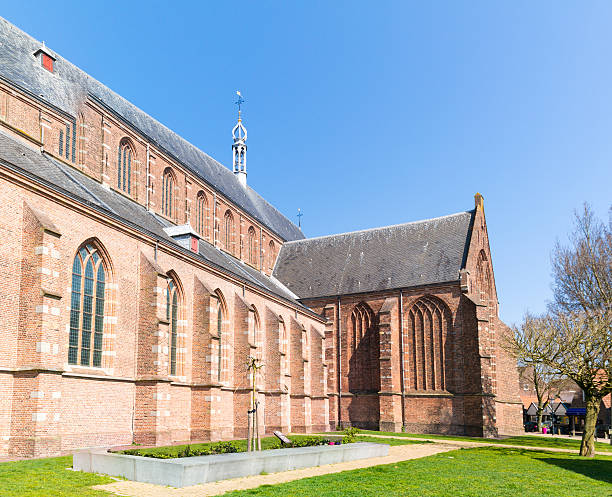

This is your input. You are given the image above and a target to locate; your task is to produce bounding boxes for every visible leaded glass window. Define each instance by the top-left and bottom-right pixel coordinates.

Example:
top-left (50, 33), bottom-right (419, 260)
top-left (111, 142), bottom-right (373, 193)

top-left (68, 244), bottom-right (106, 367)
top-left (223, 211), bottom-right (234, 253)
top-left (196, 191), bottom-right (207, 237)
top-left (167, 279), bottom-right (179, 375)
top-left (162, 169), bottom-right (175, 218)
top-left (217, 298), bottom-right (223, 382)
top-left (117, 139), bottom-right (133, 194)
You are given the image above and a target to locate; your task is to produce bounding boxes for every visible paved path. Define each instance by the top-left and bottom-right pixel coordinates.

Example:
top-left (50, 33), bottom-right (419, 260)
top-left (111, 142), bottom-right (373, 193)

top-left (93, 442), bottom-right (457, 497)
top-left (92, 435), bottom-right (611, 497)
top-left (346, 433), bottom-right (612, 456)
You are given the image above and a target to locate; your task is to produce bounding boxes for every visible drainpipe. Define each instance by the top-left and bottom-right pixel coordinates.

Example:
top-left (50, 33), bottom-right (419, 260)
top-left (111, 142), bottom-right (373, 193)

top-left (213, 192), bottom-right (217, 247)
top-left (337, 296), bottom-right (342, 428)
top-left (399, 289), bottom-right (406, 431)
top-left (145, 143), bottom-right (150, 210)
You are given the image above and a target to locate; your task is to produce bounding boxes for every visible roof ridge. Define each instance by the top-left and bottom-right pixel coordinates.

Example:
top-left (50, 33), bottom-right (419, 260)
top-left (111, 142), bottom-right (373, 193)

top-left (286, 210), bottom-right (474, 245)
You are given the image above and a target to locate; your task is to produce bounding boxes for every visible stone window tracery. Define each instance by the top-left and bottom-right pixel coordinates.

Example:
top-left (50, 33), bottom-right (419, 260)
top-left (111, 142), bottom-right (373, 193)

top-left (223, 210), bottom-right (235, 254)
top-left (166, 277), bottom-right (181, 376)
top-left (247, 226), bottom-right (256, 265)
top-left (196, 191), bottom-right (208, 239)
top-left (348, 302), bottom-right (378, 392)
top-left (162, 168), bottom-right (176, 219)
top-left (68, 243), bottom-right (108, 367)
top-left (117, 138), bottom-right (134, 195)
top-left (404, 295), bottom-right (451, 392)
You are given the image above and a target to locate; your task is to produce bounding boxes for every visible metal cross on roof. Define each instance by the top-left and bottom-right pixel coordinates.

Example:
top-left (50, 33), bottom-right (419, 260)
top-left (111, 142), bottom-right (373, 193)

top-left (297, 208), bottom-right (303, 228)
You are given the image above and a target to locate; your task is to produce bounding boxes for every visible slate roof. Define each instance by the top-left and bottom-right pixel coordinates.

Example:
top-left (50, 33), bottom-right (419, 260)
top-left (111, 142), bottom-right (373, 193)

top-left (0, 130), bottom-right (311, 312)
top-left (273, 211), bottom-right (475, 299)
top-left (0, 17), bottom-right (303, 242)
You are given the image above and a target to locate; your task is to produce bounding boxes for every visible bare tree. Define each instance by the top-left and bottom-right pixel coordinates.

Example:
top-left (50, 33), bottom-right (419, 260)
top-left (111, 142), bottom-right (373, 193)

top-left (550, 204), bottom-right (611, 457)
top-left (507, 205), bottom-right (611, 457)
top-left (514, 314), bottom-right (562, 431)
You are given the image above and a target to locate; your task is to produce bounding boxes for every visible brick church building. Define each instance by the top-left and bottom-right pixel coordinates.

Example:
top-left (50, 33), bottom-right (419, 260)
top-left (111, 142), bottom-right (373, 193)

top-left (0, 18), bottom-right (522, 458)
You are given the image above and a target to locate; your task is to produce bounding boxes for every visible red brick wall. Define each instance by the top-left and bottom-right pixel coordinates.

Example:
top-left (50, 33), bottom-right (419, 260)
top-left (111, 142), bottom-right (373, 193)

top-left (0, 172), bottom-right (327, 458)
top-left (302, 200), bottom-right (523, 437)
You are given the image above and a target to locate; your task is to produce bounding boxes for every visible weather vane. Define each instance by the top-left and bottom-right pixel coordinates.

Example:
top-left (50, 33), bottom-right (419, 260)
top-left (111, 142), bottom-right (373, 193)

top-left (235, 90), bottom-right (245, 114)
top-left (297, 208), bottom-right (303, 228)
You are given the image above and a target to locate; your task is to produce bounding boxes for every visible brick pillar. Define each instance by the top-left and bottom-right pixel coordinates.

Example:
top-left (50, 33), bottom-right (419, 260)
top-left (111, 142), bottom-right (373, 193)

top-left (310, 325), bottom-right (328, 432)
top-left (190, 276), bottom-right (217, 441)
top-left (289, 317), bottom-right (306, 432)
top-left (322, 304), bottom-right (338, 430)
top-left (263, 308), bottom-right (284, 433)
top-left (133, 253), bottom-right (173, 445)
top-left (476, 302), bottom-right (497, 437)
top-left (378, 297), bottom-right (402, 432)
top-left (9, 203), bottom-right (64, 457)
top-left (232, 293), bottom-right (250, 438)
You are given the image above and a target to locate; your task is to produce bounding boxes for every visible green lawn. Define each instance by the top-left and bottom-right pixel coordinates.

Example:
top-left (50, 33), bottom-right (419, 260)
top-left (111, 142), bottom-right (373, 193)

top-left (2, 441), bottom-right (609, 496)
top-left (224, 447), bottom-right (612, 497)
top-left (0, 455), bottom-right (113, 497)
top-left (0, 436), bottom-right (426, 496)
top-left (358, 429), bottom-right (612, 452)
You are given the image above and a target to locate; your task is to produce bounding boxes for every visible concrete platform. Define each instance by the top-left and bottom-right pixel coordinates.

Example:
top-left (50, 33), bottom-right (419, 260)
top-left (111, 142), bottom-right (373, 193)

top-left (73, 442), bottom-right (389, 487)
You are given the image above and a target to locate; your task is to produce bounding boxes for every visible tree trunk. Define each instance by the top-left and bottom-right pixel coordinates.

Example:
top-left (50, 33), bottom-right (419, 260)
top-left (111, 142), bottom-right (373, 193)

top-left (537, 400), bottom-right (544, 431)
top-left (580, 394), bottom-right (601, 457)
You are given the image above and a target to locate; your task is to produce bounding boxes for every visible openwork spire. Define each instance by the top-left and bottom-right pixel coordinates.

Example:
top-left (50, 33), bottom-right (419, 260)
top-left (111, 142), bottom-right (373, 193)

top-left (232, 91), bottom-right (247, 186)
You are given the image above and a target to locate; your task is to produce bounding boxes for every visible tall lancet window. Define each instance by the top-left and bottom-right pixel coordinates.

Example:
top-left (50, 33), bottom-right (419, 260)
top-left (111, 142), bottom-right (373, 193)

top-left (69, 243), bottom-right (107, 367)
top-left (196, 191), bottom-right (208, 238)
top-left (117, 139), bottom-right (134, 195)
top-left (268, 240), bottom-right (276, 270)
top-left (162, 168), bottom-right (175, 219)
top-left (215, 291), bottom-right (228, 383)
top-left (166, 278), bottom-right (180, 375)
top-left (247, 226), bottom-right (256, 265)
top-left (224, 210), bottom-right (235, 254)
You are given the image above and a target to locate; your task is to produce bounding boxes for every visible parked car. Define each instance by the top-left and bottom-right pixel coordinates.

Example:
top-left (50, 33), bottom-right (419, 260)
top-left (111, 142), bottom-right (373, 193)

top-left (524, 421), bottom-right (538, 432)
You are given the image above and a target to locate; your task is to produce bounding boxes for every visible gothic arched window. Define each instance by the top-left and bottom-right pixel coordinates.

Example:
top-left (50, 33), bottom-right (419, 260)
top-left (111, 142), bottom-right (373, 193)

top-left (279, 317), bottom-right (288, 375)
top-left (247, 226), bottom-right (256, 265)
top-left (224, 210), bottom-right (235, 254)
top-left (215, 291), bottom-right (228, 382)
top-left (162, 168), bottom-right (175, 219)
top-left (166, 277), bottom-right (181, 375)
top-left (68, 243), bottom-right (107, 367)
top-left (117, 139), bottom-right (134, 195)
top-left (348, 303), bottom-right (378, 392)
top-left (404, 295), bottom-right (452, 392)
top-left (268, 240), bottom-right (276, 271)
top-left (476, 250), bottom-right (492, 303)
top-left (196, 191), bottom-right (208, 238)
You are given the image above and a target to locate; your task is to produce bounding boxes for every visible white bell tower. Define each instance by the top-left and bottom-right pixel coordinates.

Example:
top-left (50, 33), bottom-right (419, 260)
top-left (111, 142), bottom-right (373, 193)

top-left (232, 91), bottom-right (247, 186)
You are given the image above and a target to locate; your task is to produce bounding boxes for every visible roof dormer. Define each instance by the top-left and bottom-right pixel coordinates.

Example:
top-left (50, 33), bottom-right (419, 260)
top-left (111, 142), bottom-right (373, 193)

top-left (33, 43), bottom-right (56, 73)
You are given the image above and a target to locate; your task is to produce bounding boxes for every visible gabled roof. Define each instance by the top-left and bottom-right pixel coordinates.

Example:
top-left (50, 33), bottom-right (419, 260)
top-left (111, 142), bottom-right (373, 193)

top-left (0, 130), bottom-right (313, 314)
top-left (273, 211), bottom-right (475, 299)
top-left (0, 17), bottom-right (303, 242)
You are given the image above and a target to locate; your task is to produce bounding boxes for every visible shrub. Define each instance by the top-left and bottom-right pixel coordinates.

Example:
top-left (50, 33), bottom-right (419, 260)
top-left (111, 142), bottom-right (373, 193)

top-left (292, 436), bottom-right (328, 448)
top-left (342, 426), bottom-right (360, 444)
top-left (212, 441), bottom-right (239, 454)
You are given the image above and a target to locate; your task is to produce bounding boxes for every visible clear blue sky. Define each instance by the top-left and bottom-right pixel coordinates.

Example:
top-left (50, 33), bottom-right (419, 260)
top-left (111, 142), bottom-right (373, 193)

top-left (5, 2), bottom-right (611, 326)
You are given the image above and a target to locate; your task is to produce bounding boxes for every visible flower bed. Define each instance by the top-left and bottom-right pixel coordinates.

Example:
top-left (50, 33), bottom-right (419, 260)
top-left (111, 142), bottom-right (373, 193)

top-left (117, 435), bottom-right (339, 459)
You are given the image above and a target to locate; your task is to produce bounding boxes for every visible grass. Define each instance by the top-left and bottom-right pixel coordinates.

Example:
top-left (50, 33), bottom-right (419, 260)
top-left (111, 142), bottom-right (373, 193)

top-left (0, 455), bottom-right (113, 497)
top-left (0, 435), bottom-right (426, 496)
top-left (0, 442), bottom-right (609, 496)
top-left (358, 429), bottom-right (612, 452)
top-left (223, 446), bottom-right (612, 496)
